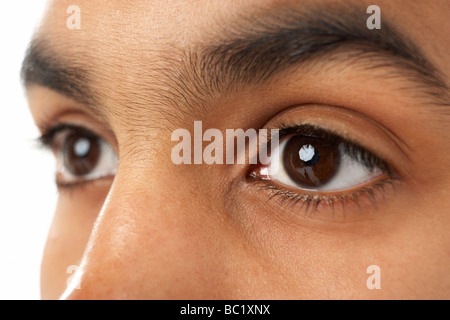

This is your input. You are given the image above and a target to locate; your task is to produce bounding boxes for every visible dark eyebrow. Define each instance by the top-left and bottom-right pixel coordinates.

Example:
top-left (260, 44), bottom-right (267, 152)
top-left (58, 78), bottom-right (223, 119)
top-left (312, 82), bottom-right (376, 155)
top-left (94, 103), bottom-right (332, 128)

top-left (21, 38), bottom-right (96, 106)
top-left (21, 3), bottom-right (449, 117)
top-left (186, 4), bottom-right (449, 109)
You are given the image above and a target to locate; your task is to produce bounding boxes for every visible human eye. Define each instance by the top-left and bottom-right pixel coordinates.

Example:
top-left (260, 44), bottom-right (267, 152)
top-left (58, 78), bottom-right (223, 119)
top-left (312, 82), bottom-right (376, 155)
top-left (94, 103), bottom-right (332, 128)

top-left (249, 124), bottom-right (394, 214)
top-left (39, 124), bottom-right (118, 189)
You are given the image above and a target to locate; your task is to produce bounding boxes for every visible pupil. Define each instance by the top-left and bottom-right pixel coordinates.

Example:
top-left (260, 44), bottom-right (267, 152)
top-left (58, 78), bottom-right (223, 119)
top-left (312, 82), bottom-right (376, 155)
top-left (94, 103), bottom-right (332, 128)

top-left (283, 135), bottom-right (340, 188)
top-left (63, 133), bottom-right (100, 176)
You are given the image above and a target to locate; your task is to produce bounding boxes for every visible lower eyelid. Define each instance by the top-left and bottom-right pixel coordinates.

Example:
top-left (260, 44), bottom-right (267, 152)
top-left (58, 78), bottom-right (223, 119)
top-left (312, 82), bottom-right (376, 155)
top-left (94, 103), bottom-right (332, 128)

top-left (55, 175), bottom-right (115, 192)
top-left (249, 171), bottom-right (392, 196)
top-left (247, 175), bottom-right (397, 220)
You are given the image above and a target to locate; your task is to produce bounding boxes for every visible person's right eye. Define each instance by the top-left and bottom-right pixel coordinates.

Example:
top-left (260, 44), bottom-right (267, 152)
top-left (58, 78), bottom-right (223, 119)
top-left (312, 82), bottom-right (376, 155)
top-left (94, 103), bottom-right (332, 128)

top-left (39, 124), bottom-right (118, 188)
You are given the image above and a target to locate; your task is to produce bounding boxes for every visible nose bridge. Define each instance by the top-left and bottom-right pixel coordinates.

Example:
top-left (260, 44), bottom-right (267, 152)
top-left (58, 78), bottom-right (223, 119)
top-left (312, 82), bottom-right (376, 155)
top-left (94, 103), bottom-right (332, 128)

top-left (62, 167), bottom-right (179, 299)
top-left (62, 161), bottom-right (228, 299)
top-left (61, 180), bottom-right (150, 299)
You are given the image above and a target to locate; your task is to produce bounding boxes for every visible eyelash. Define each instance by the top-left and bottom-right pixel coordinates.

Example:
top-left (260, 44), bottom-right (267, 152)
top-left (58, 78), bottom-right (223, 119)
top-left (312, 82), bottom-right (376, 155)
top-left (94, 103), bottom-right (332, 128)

top-left (251, 178), bottom-right (396, 216)
top-left (38, 123), bottom-right (90, 148)
top-left (248, 124), bottom-right (398, 215)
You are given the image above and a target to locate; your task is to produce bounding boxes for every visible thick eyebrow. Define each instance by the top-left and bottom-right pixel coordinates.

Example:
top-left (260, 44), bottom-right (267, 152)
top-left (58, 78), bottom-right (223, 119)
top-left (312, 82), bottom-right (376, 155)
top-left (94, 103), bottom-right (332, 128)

top-left (21, 3), bottom-right (449, 117)
top-left (186, 4), bottom-right (449, 109)
top-left (21, 38), bottom-right (96, 106)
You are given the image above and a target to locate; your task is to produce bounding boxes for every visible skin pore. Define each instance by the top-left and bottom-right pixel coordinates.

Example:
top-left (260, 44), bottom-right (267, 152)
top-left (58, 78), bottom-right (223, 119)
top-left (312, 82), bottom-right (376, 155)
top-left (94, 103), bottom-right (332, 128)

top-left (23, 0), bottom-right (449, 299)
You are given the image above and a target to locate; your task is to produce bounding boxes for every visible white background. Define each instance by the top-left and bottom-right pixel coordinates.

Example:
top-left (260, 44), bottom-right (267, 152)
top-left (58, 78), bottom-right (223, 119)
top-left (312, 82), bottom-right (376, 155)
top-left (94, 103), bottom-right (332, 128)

top-left (0, 0), bottom-right (55, 300)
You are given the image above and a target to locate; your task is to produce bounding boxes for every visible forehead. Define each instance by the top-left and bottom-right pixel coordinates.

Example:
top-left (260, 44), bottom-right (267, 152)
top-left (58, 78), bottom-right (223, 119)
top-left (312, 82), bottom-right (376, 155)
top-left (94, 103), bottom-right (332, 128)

top-left (33, 0), bottom-right (449, 127)
top-left (40, 0), bottom-right (449, 41)
top-left (41, 0), bottom-right (261, 55)
top-left (35, 0), bottom-right (450, 85)
top-left (33, 1), bottom-right (291, 127)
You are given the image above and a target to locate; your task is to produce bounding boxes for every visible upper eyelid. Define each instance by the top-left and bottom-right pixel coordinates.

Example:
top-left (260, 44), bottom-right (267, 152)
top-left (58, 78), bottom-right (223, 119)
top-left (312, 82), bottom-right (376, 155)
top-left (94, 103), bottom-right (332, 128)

top-left (38, 124), bottom-right (99, 149)
top-left (277, 123), bottom-right (340, 141)
top-left (268, 104), bottom-right (412, 164)
top-left (278, 124), bottom-right (386, 158)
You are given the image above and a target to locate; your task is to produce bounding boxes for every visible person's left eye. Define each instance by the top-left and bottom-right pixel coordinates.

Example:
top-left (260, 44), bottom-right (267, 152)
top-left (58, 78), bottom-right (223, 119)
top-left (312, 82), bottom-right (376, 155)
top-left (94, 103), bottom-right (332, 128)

top-left (39, 124), bottom-right (118, 188)
top-left (250, 125), bottom-right (392, 204)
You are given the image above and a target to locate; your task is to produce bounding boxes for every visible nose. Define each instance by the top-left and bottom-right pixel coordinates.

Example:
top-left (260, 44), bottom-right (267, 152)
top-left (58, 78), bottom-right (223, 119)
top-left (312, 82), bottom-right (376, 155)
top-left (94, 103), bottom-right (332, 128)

top-left (61, 164), bottom-right (228, 299)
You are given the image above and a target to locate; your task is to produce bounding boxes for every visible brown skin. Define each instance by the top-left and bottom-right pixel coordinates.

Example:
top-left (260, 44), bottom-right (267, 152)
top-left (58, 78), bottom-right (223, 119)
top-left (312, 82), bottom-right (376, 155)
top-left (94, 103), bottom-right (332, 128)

top-left (26, 0), bottom-right (450, 299)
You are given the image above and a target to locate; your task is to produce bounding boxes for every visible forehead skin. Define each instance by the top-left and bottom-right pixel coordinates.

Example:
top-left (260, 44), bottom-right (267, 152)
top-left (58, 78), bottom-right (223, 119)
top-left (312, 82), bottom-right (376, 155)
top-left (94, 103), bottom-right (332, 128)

top-left (31, 0), bottom-right (450, 158)
top-left (29, 0), bottom-right (450, 299)
top-left (37, 0), bottom-right (450, 125)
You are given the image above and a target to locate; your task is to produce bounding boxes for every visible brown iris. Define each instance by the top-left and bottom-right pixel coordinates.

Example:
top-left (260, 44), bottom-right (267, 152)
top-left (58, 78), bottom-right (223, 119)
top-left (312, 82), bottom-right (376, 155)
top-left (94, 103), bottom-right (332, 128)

top-left (283, 135), bottom-right (340, 188)
top-left (63, 132), bottom-right (100, 176)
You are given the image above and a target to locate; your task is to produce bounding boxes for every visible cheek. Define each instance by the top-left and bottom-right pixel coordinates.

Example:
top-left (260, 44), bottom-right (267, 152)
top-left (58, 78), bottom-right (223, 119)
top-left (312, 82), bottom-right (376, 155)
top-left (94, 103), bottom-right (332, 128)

top-left (231, 184), bottom-right (450, 299)
top-left (40, 182), bottom-right (111, 299)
